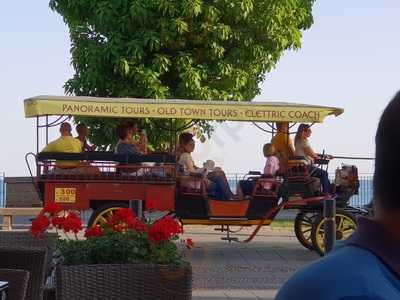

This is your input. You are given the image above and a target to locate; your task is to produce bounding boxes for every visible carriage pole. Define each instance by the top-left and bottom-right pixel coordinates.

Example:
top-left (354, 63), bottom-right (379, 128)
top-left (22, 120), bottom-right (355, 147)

top-left (324, 197), bottom-right (336, 254)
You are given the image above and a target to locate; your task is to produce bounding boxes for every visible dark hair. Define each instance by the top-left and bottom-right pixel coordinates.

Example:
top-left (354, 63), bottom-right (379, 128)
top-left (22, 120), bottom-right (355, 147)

top-left (294, 124), bottom-right (310, 145)
top-left (275, 122), bottom-right (288, 132)
top-left (76, 123), bottom-right (87, 134)
top-left (60, 122), bottom-right (72, 132)
top-left (116, 124), bottom-right (131, 140)
top-left (373, 91), bottom-right (400, 210)
top-left (122, 120), bottom-right (138, 130)
top-left (178, 132), bottom-right (194, 147)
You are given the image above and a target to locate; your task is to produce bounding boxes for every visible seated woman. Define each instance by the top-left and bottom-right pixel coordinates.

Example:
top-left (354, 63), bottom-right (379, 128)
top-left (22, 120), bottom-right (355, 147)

top-left (115, 120), bottom-right (149, 154)
top-left (238, 143), bottom-right (280, 197)
top-left (114, 123), bottom-right (145, 175)
top-left (115, 124), bottom-right (142, 155)
top-left (75, 123), bottom-right (97, 151)
top-left (178, 132), bottom-right (235, 200)
top-left (294, 124), bottom-right (332, 194)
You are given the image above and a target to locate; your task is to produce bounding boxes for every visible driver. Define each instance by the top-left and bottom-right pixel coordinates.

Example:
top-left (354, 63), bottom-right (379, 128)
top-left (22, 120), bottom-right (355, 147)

top-left (271, 122), bottom-right (295, 171)
top-left (294, 124), bottom-right (332, 194)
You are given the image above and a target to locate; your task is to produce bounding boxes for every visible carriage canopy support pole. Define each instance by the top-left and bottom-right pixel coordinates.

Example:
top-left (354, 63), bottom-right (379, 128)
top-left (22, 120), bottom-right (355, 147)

top-left (324, 198), bottom-right (336, 254)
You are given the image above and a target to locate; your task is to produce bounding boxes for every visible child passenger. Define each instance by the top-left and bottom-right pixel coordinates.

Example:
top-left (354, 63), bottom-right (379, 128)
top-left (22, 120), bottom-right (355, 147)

top-left (263, 143), bottom-right (280, 177)
top-left (237, 143), bottom-right (280, 197)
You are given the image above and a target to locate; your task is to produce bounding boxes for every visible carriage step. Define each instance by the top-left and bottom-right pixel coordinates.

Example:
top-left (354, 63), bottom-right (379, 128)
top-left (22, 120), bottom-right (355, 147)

top-left (209, 217), bottom-right (248, 221)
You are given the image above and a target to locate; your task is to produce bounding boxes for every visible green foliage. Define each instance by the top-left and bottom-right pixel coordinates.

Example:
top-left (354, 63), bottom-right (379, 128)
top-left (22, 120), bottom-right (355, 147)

top-left (49, 0), bottom-right (315, 149)
top-left (57, 231), bottom-right (189, 266)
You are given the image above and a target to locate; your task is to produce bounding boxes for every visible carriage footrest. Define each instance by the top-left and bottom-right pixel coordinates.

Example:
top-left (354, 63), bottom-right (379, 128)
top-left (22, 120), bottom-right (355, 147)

top-left (221, 236), bottom-right (239, 243)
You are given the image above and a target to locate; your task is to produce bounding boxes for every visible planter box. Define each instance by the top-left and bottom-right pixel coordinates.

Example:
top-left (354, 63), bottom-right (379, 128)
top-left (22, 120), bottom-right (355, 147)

top-left (56, 263), bottom-right (192, 300)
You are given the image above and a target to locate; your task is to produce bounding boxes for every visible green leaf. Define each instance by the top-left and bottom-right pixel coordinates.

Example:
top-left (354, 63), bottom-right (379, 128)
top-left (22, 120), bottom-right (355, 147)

top-left (50, 0), bottom-right (316, 148)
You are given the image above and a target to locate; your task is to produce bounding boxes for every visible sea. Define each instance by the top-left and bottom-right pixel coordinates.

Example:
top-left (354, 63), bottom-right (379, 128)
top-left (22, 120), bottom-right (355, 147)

top-left (227, 175), bottom-right (373, 208)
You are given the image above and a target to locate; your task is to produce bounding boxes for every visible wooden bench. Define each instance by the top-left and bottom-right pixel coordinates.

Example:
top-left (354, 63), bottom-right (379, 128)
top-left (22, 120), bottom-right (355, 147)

top-left (0, 208), bottom-right (42, 230)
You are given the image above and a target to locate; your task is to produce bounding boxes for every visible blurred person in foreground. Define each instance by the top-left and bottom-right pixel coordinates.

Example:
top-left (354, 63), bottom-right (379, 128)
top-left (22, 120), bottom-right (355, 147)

top-left (276, 92), bottom-right (400, 300)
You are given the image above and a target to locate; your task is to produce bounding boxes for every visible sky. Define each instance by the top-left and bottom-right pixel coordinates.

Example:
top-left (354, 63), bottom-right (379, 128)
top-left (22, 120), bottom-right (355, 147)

top-left (1, 1), bottom-right (400, 176)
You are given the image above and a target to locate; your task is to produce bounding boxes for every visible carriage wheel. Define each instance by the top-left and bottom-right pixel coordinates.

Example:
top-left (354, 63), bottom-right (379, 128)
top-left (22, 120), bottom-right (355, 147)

top-left (87, 202), bottom-right (129, 228)
top-left (311, 210), bottom-right (357, 256)
top-left (294, 211), bottom-right (319, 251)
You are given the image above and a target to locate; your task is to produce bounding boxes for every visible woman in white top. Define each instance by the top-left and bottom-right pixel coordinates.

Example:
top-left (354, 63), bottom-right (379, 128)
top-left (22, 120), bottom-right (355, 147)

top-left (178, 132), bottom-right (235, 200)
top-left (294, 124), bottom-right (332, 194)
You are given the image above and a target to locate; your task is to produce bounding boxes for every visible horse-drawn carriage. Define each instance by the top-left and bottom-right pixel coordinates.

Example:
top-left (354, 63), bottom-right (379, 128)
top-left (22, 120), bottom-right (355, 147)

top-left (24, 95), bottom-right (367, 255)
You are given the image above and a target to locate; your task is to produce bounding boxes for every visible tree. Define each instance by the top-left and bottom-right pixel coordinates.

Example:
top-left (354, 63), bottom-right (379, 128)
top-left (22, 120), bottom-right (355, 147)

top-left (49, 0), bottom-right (315, 150)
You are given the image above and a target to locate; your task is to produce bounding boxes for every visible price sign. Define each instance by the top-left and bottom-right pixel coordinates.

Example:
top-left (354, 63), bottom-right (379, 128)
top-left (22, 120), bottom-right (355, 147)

top-left (55, 188), bottom-right (76, 203)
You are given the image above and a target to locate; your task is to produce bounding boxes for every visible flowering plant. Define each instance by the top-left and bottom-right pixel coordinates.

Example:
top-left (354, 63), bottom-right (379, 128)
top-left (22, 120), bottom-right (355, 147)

top-left (31, 202), bottom-right (193, 266)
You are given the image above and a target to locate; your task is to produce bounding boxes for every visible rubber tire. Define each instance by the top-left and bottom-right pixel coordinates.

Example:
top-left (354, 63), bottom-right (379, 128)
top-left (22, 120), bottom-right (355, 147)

top-left (294, 211), bottom-right (319, 251)
top-left (87, 202), bottom-right (129, 228)
top-left (311, 209), bottom-right (357, 257)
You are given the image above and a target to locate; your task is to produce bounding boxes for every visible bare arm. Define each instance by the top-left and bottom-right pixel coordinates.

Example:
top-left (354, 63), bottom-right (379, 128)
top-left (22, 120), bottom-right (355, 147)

top-left (185, 158), bottom-right (197, 173)
top-left (180, 153), bottom-right (200, 173)
top-left (288, 139), bottom-right (295, 157)
top-left (304, 146), bottom-right (318, 160)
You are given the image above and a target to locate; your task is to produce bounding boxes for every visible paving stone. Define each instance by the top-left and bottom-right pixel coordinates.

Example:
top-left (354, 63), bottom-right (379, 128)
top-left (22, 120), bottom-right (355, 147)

top-left (183, 225), bottom-right (319, 298)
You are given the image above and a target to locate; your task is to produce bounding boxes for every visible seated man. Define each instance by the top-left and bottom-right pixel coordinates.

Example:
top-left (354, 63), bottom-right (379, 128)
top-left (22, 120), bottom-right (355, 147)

top-left (41, 122), bottom-right (83, 173)
top-left (271, 122), bottom-right (295, 172)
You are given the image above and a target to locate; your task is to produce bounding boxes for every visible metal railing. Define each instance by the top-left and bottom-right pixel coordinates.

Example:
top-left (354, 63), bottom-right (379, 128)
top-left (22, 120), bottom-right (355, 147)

top-left (226, 173), bottom-right (373, 208)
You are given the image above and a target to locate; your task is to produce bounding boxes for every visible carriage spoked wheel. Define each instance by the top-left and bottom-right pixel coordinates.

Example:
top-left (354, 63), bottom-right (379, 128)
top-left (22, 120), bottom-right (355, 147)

top-left (311, 209), bottom-right (357, 256)
top-left (294, 211), bottom-right (319, 251)
top-left (87, 202), bottom-right (129, 228)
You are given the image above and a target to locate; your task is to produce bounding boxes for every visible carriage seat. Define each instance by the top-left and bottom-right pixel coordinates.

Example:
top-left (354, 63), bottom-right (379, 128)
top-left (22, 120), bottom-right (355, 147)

top-left (177, 175), bottom-right (207, 196)
top-left (252, 178), bottom-right (282, 197)
top-left (286, 176), bottom-right (321, 198)
top-left (287, 156), bottom-right (309, 171)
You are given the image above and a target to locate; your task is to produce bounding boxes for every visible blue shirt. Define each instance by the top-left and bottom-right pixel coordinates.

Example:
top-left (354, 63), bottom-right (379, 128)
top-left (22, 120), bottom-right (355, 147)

top-left (276, 218), bottom-right (400, 300)
top-left (115, 142), bottom-right (141, 155)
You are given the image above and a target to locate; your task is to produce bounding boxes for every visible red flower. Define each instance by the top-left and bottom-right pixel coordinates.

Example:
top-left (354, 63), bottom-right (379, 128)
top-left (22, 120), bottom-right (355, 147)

top-left (63, 212), bottom-right (82, 233)
top-left (30, 215), bottom-right (50, 237)
top-left (111, 224), bottom-right (124, 233)
top-left (84, 225), bottom-right (104, 238)
top-left (43, 202), bottom-right (62, 215)
top-left (51, 216), bottom-right (65, 229)
top-left (148, 216), bottom-right (183, 243)
top-left (186, 238), bottom-right (194, 249)
top-left (107, 208), bottom-right (135, 227)
top-left (128, 218), bottom-right (148, 233)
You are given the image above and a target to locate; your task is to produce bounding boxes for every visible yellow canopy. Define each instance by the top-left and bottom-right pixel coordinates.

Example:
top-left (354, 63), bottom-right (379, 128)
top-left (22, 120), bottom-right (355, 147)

top-left (24, 95), bottom-right (343, 123)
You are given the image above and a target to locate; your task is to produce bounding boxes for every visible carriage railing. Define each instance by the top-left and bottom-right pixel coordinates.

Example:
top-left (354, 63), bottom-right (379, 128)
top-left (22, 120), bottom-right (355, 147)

top-left (226, 173), bottom-right (373, 208)
top-left (36, 152), bottom-right (177, 183)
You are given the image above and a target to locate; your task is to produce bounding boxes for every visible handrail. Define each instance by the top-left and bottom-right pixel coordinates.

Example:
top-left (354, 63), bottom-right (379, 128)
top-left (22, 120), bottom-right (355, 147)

top-left (36, 152), bottom-right (176, 164)
top-left (25, 152), bottom-right (42, 199)
top-left (332, 156), bottom-right (374, 160)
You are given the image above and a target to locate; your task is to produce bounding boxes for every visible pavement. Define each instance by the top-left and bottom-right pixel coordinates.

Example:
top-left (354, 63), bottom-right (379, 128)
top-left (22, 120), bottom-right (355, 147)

top-left (182, 225), bottom-right (319, 300)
